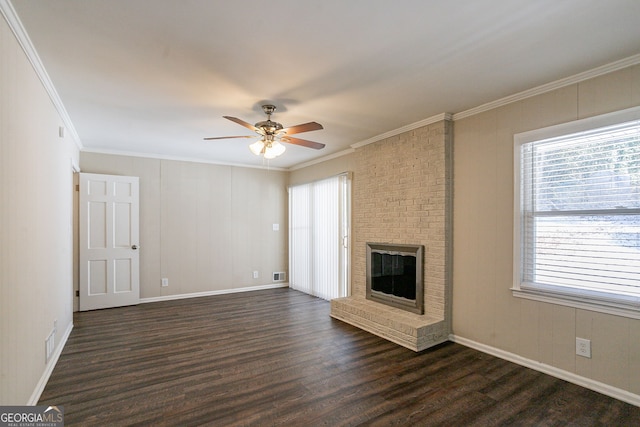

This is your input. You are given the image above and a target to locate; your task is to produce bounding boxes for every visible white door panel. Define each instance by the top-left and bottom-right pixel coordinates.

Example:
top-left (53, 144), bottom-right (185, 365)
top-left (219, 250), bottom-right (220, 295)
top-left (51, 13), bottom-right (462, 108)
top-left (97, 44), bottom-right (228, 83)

top-left (80, 173), bottom-right (140, 310)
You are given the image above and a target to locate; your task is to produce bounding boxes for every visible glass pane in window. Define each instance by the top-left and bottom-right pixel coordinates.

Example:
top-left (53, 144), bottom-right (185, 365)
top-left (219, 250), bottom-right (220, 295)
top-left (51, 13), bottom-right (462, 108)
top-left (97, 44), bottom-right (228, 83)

top-left (528, 215), bottom-right (640, 296)
top-left (530, 123), bottom-right (640, 211)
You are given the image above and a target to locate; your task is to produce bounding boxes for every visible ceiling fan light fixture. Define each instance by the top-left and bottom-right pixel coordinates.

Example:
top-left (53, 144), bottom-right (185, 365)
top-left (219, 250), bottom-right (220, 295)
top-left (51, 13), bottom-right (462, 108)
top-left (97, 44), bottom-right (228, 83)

top-left (272, 140), bottom-right (286, 156)
top-left (263, 140), bottom-right (286, 159)
top-left (249, 140), bottom-right (265, 156)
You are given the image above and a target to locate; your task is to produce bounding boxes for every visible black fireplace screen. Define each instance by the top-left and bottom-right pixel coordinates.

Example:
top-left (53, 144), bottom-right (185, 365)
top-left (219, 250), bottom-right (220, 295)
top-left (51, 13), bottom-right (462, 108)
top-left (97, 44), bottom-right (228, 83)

top-left (366, 243), bottom-right (423, 314)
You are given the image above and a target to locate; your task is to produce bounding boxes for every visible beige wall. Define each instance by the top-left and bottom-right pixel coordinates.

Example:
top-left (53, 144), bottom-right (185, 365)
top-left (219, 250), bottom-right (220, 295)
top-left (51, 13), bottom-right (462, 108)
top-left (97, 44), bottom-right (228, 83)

top-left (0, 17), bottom-right (79, 404)
top-left (80, 153), bottom-right (288, 300)
top-left (453, 65), bottom-right (640, 395)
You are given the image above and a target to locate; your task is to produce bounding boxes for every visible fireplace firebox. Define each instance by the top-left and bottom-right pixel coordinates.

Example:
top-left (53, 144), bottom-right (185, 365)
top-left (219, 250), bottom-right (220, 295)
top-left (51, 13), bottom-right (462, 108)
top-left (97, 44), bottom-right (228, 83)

top-left (366, 243), bottom-right (424, 314)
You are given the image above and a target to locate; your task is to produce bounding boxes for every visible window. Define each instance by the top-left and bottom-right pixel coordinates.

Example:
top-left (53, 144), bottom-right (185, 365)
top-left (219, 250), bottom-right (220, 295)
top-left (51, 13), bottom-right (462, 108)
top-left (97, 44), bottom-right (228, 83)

top-left (513, 107), bottom-right (640, 318)
top-left (289, 173), bottom-right (351, 300)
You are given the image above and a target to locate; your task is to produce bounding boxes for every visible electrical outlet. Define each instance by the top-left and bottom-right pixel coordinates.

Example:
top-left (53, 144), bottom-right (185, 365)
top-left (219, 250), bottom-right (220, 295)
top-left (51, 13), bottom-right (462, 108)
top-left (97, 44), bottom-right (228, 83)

top-left (253, 271), bottom-right (259, 279)
top-left (161, 278), bottom-right (169, 287)
top-left (576, 337), bottom-right (591, 358)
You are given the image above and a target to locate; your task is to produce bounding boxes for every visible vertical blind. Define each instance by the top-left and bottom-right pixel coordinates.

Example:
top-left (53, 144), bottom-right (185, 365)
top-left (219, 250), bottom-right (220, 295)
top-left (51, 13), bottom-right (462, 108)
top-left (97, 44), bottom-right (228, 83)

top-left (289, 174), bottom-right (350, 300)
top-left (520, 120), bottom-right (640, 298)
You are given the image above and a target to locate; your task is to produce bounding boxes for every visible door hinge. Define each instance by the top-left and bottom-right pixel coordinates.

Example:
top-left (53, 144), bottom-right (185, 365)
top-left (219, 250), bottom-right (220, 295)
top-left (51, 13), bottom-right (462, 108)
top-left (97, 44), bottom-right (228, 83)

top-left (75, 184), bottom-right (79, 191)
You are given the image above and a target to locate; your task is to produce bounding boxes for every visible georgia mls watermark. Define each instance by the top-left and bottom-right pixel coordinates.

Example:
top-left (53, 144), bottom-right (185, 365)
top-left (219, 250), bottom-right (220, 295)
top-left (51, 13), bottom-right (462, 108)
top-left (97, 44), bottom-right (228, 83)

top-left (0, 406), bottom-right (63, 427)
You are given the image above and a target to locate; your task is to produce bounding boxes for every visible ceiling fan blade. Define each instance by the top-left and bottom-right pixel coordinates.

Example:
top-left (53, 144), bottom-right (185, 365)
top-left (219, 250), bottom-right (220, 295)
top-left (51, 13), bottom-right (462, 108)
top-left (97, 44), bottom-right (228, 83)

top-left (281, 136), bottom-right (325, 150)
top-left (203, 135), bottom-right (254, 140)
top-left (280, 121), bottom-right (323, 135)
top-left (224, 116), bottom-right (259, 132)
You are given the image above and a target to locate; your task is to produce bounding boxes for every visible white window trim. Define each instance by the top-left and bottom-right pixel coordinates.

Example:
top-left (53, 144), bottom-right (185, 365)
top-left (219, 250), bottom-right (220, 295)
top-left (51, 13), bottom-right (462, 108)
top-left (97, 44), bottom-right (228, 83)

top-left (513, 105), bottom-right (640, 319)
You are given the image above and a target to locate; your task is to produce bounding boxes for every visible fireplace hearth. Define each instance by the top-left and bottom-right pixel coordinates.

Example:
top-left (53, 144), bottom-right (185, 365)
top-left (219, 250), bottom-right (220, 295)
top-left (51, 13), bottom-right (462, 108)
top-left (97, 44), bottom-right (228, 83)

top-left (366, 243), bottom-right (423, 314)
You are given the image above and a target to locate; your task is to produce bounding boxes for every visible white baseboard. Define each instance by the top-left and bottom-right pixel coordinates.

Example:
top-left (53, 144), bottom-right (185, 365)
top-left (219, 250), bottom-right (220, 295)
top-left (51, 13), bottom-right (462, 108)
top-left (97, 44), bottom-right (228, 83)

top-left (28, 322), bottom-right (74, 405)
top-left (449, 334), bottom-right (640, 408)
top-left (140, 283), bottom-right (289, 304)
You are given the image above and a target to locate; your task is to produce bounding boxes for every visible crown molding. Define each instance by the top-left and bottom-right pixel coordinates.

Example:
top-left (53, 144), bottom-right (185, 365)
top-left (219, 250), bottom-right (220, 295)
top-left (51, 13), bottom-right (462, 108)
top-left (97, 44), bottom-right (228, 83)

top-left (81, 147), bottom-right (289, 171)
top-left (288, 148), bottom-right (356, 171)
top-left (0, 0), bottom-right (83, 150)
top-left (289, 113), bottom-right (453, 170)
top-left (306, 53), bottom-right (640, 171)
top-left (453, 53), bottom-right (640, 121)
top-left (350, 112), bottom-right (453, 149)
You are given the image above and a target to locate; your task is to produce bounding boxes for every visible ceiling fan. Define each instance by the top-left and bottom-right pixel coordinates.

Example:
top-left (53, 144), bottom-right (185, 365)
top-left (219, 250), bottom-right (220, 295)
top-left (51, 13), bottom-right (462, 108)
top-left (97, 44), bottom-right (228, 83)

top-left (204, 104), bottom-right (325, 159)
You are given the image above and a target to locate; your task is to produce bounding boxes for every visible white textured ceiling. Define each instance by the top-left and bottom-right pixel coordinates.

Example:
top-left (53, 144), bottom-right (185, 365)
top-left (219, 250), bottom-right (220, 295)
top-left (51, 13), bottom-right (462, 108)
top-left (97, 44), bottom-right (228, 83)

top-left (9, 0), bottom-right (640, 169)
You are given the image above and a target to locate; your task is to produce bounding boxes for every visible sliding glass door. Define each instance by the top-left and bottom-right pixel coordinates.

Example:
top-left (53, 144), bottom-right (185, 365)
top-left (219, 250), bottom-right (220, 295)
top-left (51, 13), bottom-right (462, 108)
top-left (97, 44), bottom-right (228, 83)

top-left (289, 173), bottom-right (351, 300)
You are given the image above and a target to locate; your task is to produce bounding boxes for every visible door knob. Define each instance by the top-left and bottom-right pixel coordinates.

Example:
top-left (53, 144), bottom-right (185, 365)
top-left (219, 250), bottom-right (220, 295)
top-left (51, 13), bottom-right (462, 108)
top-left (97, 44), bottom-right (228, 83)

top-left (132, 245), bottom-right (138, 250)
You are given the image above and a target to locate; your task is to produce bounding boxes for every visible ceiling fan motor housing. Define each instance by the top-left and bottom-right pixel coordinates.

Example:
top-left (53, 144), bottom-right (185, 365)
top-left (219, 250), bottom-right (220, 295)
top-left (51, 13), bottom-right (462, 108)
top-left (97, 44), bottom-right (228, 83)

top-left (254, 119), bottom-right (284, 135)
top-left (255, 105), bottom-right (283, 135)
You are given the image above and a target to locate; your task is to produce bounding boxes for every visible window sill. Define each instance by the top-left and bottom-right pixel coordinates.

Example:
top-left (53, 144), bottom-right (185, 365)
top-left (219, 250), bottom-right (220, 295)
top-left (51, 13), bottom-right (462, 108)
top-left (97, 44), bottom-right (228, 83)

top-left (511, 285), bottom-right (640, 320)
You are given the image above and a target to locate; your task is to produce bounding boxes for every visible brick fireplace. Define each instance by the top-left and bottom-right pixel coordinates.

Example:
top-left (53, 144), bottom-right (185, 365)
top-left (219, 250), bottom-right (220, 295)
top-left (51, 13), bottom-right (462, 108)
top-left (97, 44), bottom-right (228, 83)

top-left (330, 117), bottom-right (452, 351)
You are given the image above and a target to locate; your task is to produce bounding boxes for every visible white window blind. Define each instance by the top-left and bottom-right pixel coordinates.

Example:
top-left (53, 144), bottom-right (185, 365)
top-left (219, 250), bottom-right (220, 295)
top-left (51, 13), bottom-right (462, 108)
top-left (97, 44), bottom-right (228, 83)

top-left (289, 174), bottom-right (350, 300)
top-left (515, 108), bottom-right (640, 317)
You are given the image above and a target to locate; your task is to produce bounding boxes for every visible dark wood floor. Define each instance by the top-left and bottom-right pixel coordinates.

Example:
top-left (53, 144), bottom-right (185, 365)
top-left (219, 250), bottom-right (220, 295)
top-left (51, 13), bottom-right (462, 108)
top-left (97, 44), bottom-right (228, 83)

top-left (39, 288), bottom-right (639, 426)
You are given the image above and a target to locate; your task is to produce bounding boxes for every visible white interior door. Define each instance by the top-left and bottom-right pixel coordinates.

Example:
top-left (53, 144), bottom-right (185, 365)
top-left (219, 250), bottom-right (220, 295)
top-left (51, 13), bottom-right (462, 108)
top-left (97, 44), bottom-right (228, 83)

top-left (79, 173), bottom-right (140, 311)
